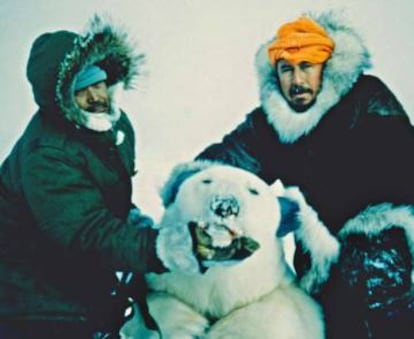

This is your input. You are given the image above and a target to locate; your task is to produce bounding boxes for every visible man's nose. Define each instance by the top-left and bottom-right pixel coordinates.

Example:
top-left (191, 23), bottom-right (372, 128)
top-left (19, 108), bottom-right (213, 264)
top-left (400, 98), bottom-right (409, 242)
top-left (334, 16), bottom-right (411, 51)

top-left (86, 88), bottom-right (100, 102)
top-left (292, 68), bottom-right (304, 84)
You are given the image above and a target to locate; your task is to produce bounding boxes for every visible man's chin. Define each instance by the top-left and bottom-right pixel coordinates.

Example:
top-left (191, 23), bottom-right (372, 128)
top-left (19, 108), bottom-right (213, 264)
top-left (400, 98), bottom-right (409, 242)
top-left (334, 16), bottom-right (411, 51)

top-left (289, 99), bottom-right (315, 113)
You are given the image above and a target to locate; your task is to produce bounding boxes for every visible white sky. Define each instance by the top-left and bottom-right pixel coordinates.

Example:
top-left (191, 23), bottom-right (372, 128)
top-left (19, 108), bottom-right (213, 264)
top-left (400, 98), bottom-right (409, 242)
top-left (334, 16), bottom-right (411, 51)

top-left (1, 0), bottom-right (414, 219)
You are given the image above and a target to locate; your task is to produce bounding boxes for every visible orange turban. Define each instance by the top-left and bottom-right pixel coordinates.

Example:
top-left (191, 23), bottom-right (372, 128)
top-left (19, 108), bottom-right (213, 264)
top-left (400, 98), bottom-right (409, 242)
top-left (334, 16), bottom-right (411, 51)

top-left (267, 16), bottom-right (335, 65)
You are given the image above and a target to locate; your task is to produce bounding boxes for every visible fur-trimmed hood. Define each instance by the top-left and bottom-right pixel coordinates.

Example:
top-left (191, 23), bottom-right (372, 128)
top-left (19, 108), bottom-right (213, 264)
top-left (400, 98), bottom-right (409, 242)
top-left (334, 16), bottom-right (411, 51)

top-left (26, 15), bottom-right (144, 127)
top-left (256, 11), bottom-right (371, 143)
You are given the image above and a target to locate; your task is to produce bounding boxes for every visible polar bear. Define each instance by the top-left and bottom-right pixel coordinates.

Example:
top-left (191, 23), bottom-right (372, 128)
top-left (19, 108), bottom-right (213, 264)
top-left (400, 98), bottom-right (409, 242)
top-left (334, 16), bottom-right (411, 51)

top-left (121, 163), bottom-right (339, 339)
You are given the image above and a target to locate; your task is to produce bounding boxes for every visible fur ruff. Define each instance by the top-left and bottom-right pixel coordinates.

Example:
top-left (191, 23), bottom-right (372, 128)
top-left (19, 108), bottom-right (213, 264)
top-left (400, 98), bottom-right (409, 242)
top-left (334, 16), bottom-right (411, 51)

top-left (55, 14), bottom-right (145, 129)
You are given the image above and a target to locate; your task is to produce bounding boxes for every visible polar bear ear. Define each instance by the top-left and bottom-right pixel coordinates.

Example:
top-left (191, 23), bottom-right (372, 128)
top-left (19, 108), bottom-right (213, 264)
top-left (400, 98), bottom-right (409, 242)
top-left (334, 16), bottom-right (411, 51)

top-left (276, 197), bottom-right (300, 237)
top-left (160, 160), bottom-right (219, 207)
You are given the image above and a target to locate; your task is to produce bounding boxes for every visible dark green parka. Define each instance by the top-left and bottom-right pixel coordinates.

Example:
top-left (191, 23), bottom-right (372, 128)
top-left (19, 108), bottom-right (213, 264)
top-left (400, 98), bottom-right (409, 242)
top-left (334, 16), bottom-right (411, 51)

top-left (0, 16), bottom-right (161, 326)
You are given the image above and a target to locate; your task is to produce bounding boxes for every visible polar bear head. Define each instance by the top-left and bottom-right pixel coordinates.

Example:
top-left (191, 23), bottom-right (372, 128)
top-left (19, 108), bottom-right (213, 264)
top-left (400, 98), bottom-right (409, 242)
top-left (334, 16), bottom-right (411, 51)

top-left (158, 162), bottom-right (299, 270)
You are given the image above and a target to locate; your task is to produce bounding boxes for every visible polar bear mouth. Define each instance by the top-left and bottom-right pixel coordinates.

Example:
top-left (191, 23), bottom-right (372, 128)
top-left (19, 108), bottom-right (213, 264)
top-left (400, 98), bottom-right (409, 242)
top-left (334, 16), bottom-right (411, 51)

top-left (188, 221), bottom-right (260, 264)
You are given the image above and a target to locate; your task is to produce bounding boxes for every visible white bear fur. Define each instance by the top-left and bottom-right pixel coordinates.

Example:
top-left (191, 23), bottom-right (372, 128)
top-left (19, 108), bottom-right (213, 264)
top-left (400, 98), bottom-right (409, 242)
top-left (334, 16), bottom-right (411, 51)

top-left (121, 165), bottom-right (325, 338)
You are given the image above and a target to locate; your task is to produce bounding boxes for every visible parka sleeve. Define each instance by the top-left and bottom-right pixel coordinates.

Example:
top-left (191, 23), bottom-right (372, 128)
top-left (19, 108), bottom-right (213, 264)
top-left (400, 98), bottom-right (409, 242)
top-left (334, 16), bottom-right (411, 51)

top-left (195, 108), bottom-right (275, 179)
top-left (21, 146), bottom-right (164, 273)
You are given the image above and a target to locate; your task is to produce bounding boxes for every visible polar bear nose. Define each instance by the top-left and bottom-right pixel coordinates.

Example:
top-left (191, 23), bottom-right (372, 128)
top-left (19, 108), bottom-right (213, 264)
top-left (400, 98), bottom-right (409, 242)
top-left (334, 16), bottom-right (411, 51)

top-left (210, 195), bottom-right (240, 218)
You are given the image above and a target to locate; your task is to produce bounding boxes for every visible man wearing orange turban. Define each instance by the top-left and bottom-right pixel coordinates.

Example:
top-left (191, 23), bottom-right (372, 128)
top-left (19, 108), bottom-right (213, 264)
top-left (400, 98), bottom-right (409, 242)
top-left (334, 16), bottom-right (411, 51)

top-left (267, 16), bottom-right (336, 113)
top-left (188, 11), bottom-right (414, 339)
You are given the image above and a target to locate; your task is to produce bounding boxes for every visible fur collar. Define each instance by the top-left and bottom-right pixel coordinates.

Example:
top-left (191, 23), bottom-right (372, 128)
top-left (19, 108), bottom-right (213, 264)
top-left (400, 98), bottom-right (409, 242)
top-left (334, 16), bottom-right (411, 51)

top-left (256, 11), bottom-right (371, 143)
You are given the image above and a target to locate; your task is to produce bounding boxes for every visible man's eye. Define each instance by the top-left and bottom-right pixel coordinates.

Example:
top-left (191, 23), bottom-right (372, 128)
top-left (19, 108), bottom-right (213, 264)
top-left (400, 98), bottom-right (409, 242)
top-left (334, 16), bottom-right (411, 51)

top-left (280, 67), bottom-right (292, 73)
top-left (74, 91), bottom-right (86, 98)
top-left (93, 83), bottom-right (103, 89)
top-left (300, 62), bottom-right (312, 69)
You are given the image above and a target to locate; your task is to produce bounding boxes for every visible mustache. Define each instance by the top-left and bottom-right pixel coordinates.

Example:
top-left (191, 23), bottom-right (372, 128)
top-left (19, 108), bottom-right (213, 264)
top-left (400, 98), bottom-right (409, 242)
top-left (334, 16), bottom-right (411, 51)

top-left (85, 101), bottom-right (109, 112)
top-left (289, 84), bottom-right (312, 96)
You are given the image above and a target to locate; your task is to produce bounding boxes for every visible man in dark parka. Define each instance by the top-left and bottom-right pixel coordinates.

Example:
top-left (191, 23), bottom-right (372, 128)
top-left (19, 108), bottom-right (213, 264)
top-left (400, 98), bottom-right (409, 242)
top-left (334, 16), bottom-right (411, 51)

top-left (169, 12), bottom-right (414, 339)
top-left (0, 16), bottom-right (197, 339)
